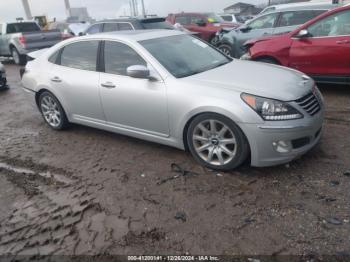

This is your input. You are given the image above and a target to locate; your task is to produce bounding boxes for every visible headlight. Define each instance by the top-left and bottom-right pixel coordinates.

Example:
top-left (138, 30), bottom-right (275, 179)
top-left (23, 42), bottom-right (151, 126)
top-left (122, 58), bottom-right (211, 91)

top-left (241, 93), bottom-right (303, 121)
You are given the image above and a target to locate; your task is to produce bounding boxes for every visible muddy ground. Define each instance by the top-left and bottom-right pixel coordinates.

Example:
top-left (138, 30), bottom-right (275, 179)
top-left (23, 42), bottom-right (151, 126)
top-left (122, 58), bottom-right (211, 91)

top-left (0, 64), bottom-right (349, 257)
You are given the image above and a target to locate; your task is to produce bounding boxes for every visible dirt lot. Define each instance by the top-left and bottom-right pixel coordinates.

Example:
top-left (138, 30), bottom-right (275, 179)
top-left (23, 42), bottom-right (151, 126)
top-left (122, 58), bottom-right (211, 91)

top-left (0, 63), bottom-right (349, 257)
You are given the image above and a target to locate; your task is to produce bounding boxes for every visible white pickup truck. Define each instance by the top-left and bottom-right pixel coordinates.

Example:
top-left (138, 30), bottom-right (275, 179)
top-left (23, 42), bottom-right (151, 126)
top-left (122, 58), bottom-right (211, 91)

top-left (0, 21), bottom-right (66, 65)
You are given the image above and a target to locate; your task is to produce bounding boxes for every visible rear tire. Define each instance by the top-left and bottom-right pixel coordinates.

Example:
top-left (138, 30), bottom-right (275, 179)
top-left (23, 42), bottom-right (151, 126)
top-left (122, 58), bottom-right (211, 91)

top-left (187, 113), bottom-right (249, 171)
top-left (11, 47), bottom-right (27, 65)
top-left (39, 91), bottom-right (69, 130)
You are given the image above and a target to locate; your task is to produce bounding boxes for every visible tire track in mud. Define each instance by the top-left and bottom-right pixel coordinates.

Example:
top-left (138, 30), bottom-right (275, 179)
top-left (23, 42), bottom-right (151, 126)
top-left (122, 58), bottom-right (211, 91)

top-left (0, 158), bottom-right (164, 256)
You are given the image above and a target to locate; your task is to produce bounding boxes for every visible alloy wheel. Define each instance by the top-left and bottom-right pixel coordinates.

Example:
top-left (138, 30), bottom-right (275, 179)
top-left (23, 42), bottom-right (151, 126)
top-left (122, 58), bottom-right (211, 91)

top-left (192, 119), bottom-right (237, 166)
top-left (40, 95), bottom-right (62, 128)
top-left (219, 46), bottom-right (232, 57)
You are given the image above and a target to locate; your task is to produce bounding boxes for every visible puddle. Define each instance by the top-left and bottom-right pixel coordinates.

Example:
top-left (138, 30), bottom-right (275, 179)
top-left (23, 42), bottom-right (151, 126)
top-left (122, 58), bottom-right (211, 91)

top-left (0, 162), bottom-right (74, 184)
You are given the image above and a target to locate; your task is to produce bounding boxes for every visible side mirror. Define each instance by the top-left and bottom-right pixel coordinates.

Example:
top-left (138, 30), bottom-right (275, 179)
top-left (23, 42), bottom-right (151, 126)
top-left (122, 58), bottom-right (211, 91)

top-left (127, 65), bottom-right (150, 79)
top-left (296, 29), bottom-right (310, 38)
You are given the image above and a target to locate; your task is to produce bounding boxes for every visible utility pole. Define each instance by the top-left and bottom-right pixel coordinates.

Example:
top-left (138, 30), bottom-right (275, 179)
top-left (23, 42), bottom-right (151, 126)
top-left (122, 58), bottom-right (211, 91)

top-left (141, 0), bottom-right (146, 18)
top-left (21, 0), bottom-right (33, 20)
top-left (64, 0), bottom-right (72, 18)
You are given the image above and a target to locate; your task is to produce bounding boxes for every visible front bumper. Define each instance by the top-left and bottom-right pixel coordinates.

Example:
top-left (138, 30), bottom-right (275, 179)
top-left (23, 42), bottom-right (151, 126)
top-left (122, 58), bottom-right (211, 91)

top-left (240, 110), bottom-right (324, 167)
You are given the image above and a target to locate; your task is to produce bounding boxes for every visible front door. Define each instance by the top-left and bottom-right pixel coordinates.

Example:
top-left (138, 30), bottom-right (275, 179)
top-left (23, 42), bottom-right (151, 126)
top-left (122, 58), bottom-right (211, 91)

top-left (289, 9), bottom-right (350, 76)
top-left (99, 41), bottom-right (169, 137)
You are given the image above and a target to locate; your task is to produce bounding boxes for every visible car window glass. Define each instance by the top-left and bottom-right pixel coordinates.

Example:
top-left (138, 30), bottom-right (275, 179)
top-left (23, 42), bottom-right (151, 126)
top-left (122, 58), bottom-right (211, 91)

top-left (86, 24), bottom-right (101, 34)
top-left (103, 23), bottom-right (118, 32)
top-left (118, 23), bottom-right (133, 31)
top-left (6, 23), bottom-right (40, 33)
top-left (60, 41), bottom-right (98, 71)
top-left (175, 16), bottom-right (189, 25)
top-left (48, 50), bottom-right (59, 64)
top-left (221, 15), bottom-right (233, 22)
top-left (248, 13), bottom-right (278, 29)
top-left (104, 41), bottom-right (146, 76)
top-left (279, 10), bottom-right (325, 27)
top-left (191, 16), bottom-right (205, 25)
top-left (308, 10), bottom-right (350, 37)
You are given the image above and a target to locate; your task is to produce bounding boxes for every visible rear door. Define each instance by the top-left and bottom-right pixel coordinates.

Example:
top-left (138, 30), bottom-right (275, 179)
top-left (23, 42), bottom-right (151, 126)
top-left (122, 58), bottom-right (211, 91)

top-left (289, 9), bottom-right (350, 78)
top-left (99, 41), bottom-right (169, 136)
top-left (48, 40), bottom-right (105, 122)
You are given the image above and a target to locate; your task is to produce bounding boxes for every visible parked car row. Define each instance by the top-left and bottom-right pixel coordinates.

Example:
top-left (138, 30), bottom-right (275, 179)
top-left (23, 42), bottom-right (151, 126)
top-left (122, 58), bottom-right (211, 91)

top-left (213, 3), bottom-right (337, 58)
top-left (243, 4), bottom-right (350, 85)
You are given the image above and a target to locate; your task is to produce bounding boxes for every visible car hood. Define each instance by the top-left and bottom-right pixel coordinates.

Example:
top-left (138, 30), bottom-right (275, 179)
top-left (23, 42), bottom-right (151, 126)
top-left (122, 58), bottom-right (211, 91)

top-left (183, 60), bottom-right (313, 101)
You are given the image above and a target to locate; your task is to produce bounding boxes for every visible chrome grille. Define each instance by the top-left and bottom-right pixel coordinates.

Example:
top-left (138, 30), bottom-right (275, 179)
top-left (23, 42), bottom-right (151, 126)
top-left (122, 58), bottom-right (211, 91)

top-left (295, 92), bottom-right (321, 116)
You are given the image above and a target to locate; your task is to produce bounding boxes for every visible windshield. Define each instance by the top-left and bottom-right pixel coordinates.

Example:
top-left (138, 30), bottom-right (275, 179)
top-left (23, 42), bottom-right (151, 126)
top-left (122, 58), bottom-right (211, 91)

top-left (7, 22), bottom-right (41, 33)
top-left (140, 34), bottom-right (231, 78)
top-left (204, 13), bottom-right (225, 23)
top-left (141, 21), bottom-right (174, 30)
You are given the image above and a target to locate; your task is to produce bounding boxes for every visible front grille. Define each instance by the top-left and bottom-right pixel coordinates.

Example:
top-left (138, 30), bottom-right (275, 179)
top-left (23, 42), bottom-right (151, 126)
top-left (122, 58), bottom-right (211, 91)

top-left (295, 92), bottom-right (321, 116)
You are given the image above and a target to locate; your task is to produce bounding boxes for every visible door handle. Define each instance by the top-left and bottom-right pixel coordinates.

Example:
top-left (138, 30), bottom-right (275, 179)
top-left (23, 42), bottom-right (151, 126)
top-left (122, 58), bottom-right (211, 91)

top-left (336, 40), bottom-right (350, 44)
top-left (101, 82), bottom-right (116, 88)
top-left (51, 76), bottom-right (62, 83)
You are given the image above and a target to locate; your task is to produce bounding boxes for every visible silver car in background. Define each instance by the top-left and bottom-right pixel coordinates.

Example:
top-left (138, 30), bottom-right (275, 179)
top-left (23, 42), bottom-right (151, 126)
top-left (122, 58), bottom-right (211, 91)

top-left (22, 30), bottom-right (324, 170)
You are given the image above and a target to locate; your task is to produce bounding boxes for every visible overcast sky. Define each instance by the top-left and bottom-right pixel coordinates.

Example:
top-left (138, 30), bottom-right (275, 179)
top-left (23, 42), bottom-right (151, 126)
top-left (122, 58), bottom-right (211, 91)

top-left (0, 0), bottom-right (264, 22)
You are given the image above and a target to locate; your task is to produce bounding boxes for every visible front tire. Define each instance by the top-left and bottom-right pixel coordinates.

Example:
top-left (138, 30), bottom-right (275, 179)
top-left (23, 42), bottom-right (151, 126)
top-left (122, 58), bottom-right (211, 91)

top-left (218, 44), bottom-right (233, 58)
top-left (11, 47), bottom-right (26, 65)
top-left (187, 113), bottom-right (249, 171)
top-left (39, 91), bottom-right (69, 130)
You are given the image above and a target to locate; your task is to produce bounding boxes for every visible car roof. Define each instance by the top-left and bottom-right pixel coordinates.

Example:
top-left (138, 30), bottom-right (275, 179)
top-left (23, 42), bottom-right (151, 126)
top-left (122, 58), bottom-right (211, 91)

top-left (262, 2), bottom-right (339, 13)
top-left (79, 29), bottom-right (185, 42)
top-left (93, 17), bottom-right (166, 23)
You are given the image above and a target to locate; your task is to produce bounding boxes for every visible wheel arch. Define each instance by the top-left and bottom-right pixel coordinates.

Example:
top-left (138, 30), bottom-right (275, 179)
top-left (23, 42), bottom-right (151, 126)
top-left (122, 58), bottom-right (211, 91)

top-left (35, 88), bottom-right (69, 119)
top-left (253, 55), bottom-right (281, 65)
top-left (181, 107), bottom-right (250, 152)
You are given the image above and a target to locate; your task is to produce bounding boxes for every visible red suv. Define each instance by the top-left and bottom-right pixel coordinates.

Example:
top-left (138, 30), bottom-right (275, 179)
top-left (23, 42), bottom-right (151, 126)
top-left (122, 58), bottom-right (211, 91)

top-left (244, 5), bottom-right (350, 85)
top-left (166, 12), bottom-right (239, 43)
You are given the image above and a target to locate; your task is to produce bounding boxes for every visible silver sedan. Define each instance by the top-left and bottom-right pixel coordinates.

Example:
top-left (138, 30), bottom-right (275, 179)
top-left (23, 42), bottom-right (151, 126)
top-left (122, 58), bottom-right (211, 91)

top-left (21, 30), bottom-right (324, 170)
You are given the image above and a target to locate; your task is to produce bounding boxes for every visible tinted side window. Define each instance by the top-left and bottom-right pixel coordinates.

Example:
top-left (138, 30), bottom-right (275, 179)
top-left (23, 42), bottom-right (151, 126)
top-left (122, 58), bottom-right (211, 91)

top-left (175, 16), bottom-right (190, 25)
top-left (248, 13), bottom-right (278, 29)
top-left (308, 10), bottom-right (350, 37)
top-left (60, 41), bottom-right (99, 71)
top-left (104, 41), bottom-right (146, 76)
top-left (86, 24), bottom-right (101, 34)
top-left (118, 23), bottom-right (133, 31)
top-left (279, 10), bottom-right (325, 27)
top-left (103, 23), bottom-right (118, 32)
top-left (190, 16), bottom-right (205, 25)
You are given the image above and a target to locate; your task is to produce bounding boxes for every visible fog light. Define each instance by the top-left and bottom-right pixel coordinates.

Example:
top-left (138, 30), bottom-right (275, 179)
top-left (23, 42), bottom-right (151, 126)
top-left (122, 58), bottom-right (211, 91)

top-left (273, 140), bottom-right (292, 153)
